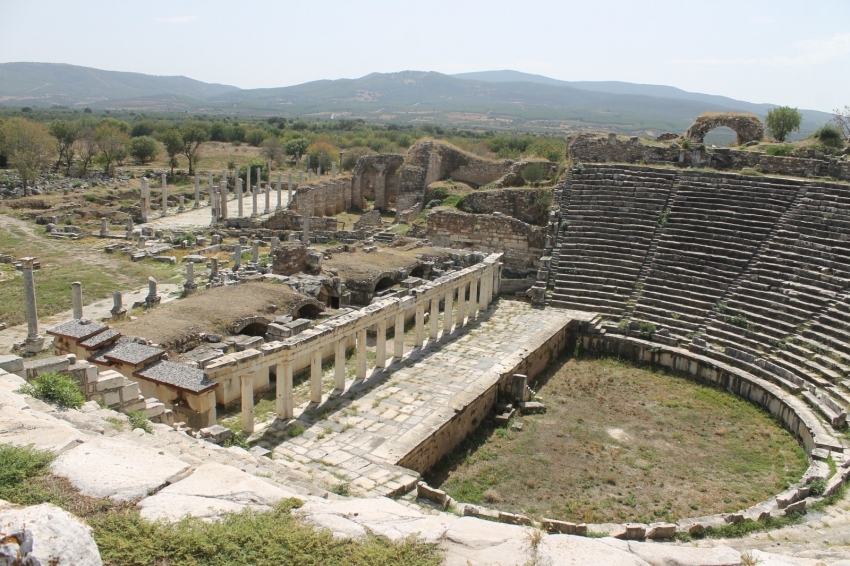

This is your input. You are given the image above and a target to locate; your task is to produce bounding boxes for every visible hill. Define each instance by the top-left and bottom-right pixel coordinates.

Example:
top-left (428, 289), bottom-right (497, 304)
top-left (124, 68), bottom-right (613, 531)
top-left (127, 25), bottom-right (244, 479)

top-left (0, 63), bottom-right (833, 139)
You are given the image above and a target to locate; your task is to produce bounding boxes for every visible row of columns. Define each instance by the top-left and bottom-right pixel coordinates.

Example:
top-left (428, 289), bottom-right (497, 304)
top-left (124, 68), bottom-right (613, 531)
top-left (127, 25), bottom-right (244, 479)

top-left (238, 265), bottom-right (501, 429)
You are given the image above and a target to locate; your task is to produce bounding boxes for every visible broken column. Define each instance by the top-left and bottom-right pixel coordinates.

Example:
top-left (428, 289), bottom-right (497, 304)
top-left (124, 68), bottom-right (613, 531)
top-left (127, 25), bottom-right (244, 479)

top-left (111, 291), bottom-right (126, 318)
top-left (71, 281), bottom-right (83, 319)
top-left (220, 183), bottom-right (228, 219)
top-left (184, 262), bottom-right (197, 294)
top-left (210, 258), bottom-right (218, 279)
top-left (194, 174), bottom-right (200, 208)
top-left (126, 218), bottom-right (134, 239)
top-left (264, 181), bottom-right (271, 214)
top-left (22, 258), bottom-right (44, 352)
top-left (251, 240), bottom-right (259, 263)
top-left (270, 237), bottom-right (279, 255)
top-left (178, 195), bottom-right (185, 213)
top-left (210, 189), bottom-right (219, 225)
top-left (241, 373), bottom-right (254, 434)
top-left (99, 217), bottom-right (108, 237)
top-left (161, 174), bottom-right (168, 217)
top-left (251, 179), bottom-right (259, 217)
top-left (145, 276), bottom-right (160, 307)
top-left (233, 244), bottom-right (242, 270)
top-left (302, 214), bottom-right (311, 244)
top-left (276, 172), bottom-right (282, 210)
top-left (288, 173), bottom-right (293, 207)
top-left (332, 162), bottom-right (337, 178)
top-left (208, 171), bottom-right (214, 206)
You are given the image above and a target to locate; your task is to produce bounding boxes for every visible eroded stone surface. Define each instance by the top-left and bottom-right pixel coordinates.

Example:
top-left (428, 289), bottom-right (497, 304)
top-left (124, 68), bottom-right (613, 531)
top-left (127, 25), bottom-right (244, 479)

top-left (0, 501), bottom-right (101, 566)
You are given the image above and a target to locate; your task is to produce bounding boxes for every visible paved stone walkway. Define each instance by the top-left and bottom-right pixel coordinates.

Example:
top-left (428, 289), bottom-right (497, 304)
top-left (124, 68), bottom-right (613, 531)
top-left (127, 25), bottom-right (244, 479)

top-left (143, 192), bottom-right (288, 231)
top-left (251, 301), bottom-right (594, 497)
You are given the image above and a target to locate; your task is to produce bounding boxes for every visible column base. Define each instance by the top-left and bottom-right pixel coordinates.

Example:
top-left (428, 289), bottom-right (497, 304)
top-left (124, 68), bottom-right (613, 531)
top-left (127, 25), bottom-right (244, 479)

top-left (24, 335), bottom-right (45, 353)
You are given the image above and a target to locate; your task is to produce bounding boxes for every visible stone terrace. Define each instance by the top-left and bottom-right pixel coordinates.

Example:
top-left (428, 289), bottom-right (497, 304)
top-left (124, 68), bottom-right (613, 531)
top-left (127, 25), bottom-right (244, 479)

top-left (251, 301), bottom-right (593, 497)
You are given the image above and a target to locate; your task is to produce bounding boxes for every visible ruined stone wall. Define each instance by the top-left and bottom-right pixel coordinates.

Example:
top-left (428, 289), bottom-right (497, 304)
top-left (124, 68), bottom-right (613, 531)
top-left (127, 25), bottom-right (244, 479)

top-left (567, 133), bottom-right (849, 180)
top-left (426, 210), bottom-right (546, 269)
top-left (684, 113), bottom-right (764, 144)
top-left (461, 188), bottom-right (552, 225)
top-left (271, 243), bottom-right (308, 276)
top-left (263, 210), bottom-right (339, 233)
top-left (289, 178), bottom-right (349, 217)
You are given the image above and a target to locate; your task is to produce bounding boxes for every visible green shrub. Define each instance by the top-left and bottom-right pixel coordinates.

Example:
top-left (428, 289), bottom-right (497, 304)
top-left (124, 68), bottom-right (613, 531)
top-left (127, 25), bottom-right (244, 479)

top-left (442, 194), bottom-right (466, 208)
top-left (765, 145), bottom-right (794, 156)
top-left (639, 323), bottom-right (656, 338)
top-left (126, 411), bottom-right (152, 434)
top-left (809, 478), bottom-right (827, 497)
top-left (430, 187), bottom-right (449, 201)
top-left (330, 482), bottom-right (350, 496)
top-left (0, 444), bottom-right (55, 501)
top-left (521, 162), bottom-right (546, 184)
top-left (18, 371), bottom-right (84, 409)
top-left (814, 124), bottom-right (845, 149)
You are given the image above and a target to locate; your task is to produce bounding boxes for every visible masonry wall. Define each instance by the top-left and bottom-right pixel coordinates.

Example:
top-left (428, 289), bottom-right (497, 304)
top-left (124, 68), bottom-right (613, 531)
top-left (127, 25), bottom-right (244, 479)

top-left (264, 210), bottom-right (340, 233)
top-left (289, 178), bottom-right (349, 217)
top-left (426, 210), bottom-right (546, 270)
top-left (567, 133), bottom-right (849, 180)
top-left (461, 188), bottom-right (552, 225)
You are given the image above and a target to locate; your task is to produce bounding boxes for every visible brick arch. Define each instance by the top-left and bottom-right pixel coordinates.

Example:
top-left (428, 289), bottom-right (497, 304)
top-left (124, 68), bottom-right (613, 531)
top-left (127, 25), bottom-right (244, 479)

top-left (684, 113), bottom-right (764, 145)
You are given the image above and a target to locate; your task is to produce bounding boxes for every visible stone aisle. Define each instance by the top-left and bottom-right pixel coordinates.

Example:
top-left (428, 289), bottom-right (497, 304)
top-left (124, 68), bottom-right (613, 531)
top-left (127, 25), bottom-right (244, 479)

top-left (143, 191), bottom-right (288, 231)
top-left (252, 301), bottom-right (593, 497)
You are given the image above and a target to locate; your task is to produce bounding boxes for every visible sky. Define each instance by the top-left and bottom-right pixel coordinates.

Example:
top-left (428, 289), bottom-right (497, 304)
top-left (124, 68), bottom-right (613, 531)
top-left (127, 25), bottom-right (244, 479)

top-left (1, 0), bottom-right (849, 112)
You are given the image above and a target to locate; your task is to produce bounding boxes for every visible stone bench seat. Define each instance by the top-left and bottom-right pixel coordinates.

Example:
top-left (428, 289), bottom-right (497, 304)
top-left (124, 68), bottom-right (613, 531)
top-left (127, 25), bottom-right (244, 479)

top-left (652, 247), bottom-right (753, 271)
top-left (560, 246), bottom-right (649, 261)
top-left (705, 325), bottom-right (770, 356)
top-left (632, 302), bottom-right (705, 326)
top-left (561, 258), bottom-right (642, 273)
top-left (726, 289), bottom-right (815, 318)
top-left (802, 390), bottom-right (847, 429)
top-left (657, 235), bottom-right (760, 256)
top-left (707, 320), bottom-right (782, 352)
top-left (774, 348), bottom-right (842, 382)
top-left (724, 297), bottom-right (808, 327)
top-left (644, 272), bottom-right (727, 295)
top-left (631, 313), bottom-right (694, 336)
top-left (552, 284), bottom-right (628, 300)
top-left (647, 263), bottom-right (737, 288)
top-left (722, 307), bottom-right (795, 338)
top-left (638, 284), bottom-right (720, 307)
top-left (705, 347), bottom-right (805, 394)
top-left (668, 208), bottom-right (782, 227)
top-left (550, 297), bottom-right (622, 315)
top-left (767, 354), bottom-right (831, 389)
top-left (810, 318), bottom-right (850, 344)
top-left (802, 329), bottom-right (850, 362)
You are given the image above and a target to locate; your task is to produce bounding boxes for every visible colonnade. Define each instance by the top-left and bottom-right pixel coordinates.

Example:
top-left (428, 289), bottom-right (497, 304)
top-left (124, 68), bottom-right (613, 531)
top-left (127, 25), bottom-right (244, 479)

top-left (226, 255), bottom-right (503, 432)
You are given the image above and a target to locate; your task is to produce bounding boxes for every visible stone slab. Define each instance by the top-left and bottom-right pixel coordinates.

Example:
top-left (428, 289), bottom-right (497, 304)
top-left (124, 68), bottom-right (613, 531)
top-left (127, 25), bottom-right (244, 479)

top-left (138, 462), bottom-right (299, 522)
top-left (538, 535), bottom-right (652, 566)
top-left (0, 404), bottom-right (86, 454)
top-left (52, 436), bottom-right (190, 501)
top-left (440, 517), bottom-right (534, 566)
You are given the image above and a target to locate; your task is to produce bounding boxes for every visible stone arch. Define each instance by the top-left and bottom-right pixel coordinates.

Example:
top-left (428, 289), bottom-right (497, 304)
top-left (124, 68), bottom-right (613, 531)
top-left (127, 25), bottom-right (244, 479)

top-left (374, 276), bottom-right (396, 293)
top-left (684, 113), bottom-right (764, 145)
top-left (351, 155), bottom-right (405, 211)
top-left (229, 316), bottom-right (272, 336)
top-left (290, 297), bottom-right (325, 320)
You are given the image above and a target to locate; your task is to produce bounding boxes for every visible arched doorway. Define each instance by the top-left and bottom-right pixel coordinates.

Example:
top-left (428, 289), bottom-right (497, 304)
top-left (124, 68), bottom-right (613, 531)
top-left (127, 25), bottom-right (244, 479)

top-left (296, 303), bottom-right (322, 319)
top-left (684, 113), bottom-right (764, 145)
top-left (374, 277), bottom-right (396, 293)
top-left (241, 321), bottom-right (268, 337)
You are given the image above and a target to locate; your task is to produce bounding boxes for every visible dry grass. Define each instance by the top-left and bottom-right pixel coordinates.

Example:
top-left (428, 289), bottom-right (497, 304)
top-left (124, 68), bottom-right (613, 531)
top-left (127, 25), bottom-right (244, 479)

top-left (114, 280), bottom-right (302, 344)
top-left (323, 246), bottom-right (451, 280)
top-left (428, 356), bottom-right (807, 524)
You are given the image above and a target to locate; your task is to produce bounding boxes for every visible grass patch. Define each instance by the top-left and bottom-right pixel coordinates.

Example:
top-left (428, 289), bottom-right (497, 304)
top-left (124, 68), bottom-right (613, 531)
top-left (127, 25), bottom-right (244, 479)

top-left (126, 410), bottom-right (152, 433)
top-left (426, 356), bottom-right (808, 523)
top-left (18, 371), bottom-right (85, 409)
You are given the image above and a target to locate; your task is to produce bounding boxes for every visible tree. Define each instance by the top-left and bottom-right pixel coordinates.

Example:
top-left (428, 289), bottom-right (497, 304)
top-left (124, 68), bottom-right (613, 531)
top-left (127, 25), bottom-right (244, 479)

top-left (765, 106), bottom-right (802, 142)
top-left (0, 118), bottom-right (56, 195)
top-left (94, 123), bottom-right (129, 175)
top-left (129, 136), bottom-right (159, 164)
top-left (74, 119), bottom-right (98, 177)
top-left (48, 119), bottom-right (79, 174)
top-left (285, 137), bottom-right (309, 166)
top-left (245, 128), bottom-right (267, 147)
top-left (159, 129), bottom-right (183, 178)
top-left (833, 106), bottom-right (850, 141)
top-left (180, 122), bottom-right (209, 175)
top-left (260, 136), bottom-right (284, 167)
top-left (306, 140), bottom-right (339, 173)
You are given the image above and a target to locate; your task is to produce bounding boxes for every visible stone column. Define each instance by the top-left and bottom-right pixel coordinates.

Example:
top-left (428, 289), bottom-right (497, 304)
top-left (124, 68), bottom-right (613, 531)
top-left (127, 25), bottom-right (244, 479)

top-left (251, 181), bottom-right (258, 218)
top-left (376, 318), bottom-right (387, 368)
top-left (140, 178), bottom-right (149, 223)
top-left (220, 184), bottom-right (228, 219)
top-left (429, 297), bottom-right (439, 339)
top-left (276, 359), bottom-right (294, 419)
top-left (469, 277), bottom-right (478, 320)
top-left (443, 288), bottom-right (453, 333)
top-left (270, 237), bottom-right (279, 255)
top-left (71, 281), bottom-right (83, 319)
top-left (332, 162), bottom-right (337, 178)
top-left (208, 172), bottom-right (214, 206)
top-left (310, 349), bottom-right (322, 404)
top-left (194, 174), bottom-right (200, 208)
top-left (481, 271), bottom-right (491, 309)
top-left (233, 244), bottom-right (242, 270)
top-left (394, 311), bottom-right (404, 360)
top-left (298, 171), bottom-right (303, 186)
top-left (356, 328), bottom-right (367, 379)
top-left (110, 291), bottom-right (125, 317)
top-left (237, 179), bottom-right (244, 218)
top-left (246, 166), bottom-right (251, 203)
top-left (374, 164), bottom-right (388, 210)
top-left (334, 338), bottom-right (346, 392)
top-left (276, 172), bottom-right (282, 210)
top-left (251, 240), bottom-right (259, 263)
top-left (184, 262), bottom-right (197, 294)
top-left (210, 258), bottom-right (218, 279)
top-left (161, 174), bottom-right (168, 217)
top-left (456, 283), bottom-right (466, 327)
top-left (126, 217), bottom-right (134, 239)
top-left (264, 181), bottom-right (271, 214)
top-left (210, 189), bottom-right (218, 222)
top-left (302, 214), bottom-right (311, 244)
top-left (98, 217), bottom-right (108, 237)
top-left (178, 195), bottom-right (185, 213)
top-left (241, 372), bottom-right (254, 433)
top-left (146, 276), bottom-right (159, 305)
top-left (288, 173), bottom-right (293, 207)
top-left (414, 302), bottom-right (425, 347)
top-left (318, 165), bottom-right (322, 177)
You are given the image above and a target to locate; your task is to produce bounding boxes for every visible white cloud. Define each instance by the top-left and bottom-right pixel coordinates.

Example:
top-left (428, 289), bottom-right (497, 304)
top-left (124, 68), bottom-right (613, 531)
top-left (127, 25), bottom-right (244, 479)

top-left (154, 15), bottom-right (199, 24)
top-left (674, 33), bottom-right (850, 69)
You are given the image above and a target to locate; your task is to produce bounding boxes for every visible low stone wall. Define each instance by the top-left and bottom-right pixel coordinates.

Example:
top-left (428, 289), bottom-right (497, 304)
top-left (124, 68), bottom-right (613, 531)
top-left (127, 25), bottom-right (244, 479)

top-left (263, 210), bottom-right (340, 233)
top-left (271, 243), bottom-right (308, 276)
top-left (461, 188), bottom-right (552, 226)
top-left (426, 210), bottom-right (546, 270)
top-left (397, 313), bottom-right (576, 474)
top-left (586, 334), bottom-right (842, 455)
top-left (289, 178), bottom-right (350, 217)
top-left (567, 133), bottom-right (849, 180)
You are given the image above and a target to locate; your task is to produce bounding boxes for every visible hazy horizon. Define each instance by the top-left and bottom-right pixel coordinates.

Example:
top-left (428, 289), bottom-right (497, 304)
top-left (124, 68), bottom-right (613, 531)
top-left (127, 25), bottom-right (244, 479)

top-left (2, 0), bottom-right (848, 113)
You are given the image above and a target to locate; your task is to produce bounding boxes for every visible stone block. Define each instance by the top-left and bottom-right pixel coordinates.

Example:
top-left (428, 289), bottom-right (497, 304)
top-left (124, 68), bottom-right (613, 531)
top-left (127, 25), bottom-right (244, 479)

top-left (0, 354), bottom-right (25, 374)
top-left (615, 523), bottom-right (646, 540)
top-left (24, 356), bottom-right (71, 380)
top-left (95, 370), bottom-right (125, 392)
top-left (542, 518), bottom-right (577, 534)
top-left (518, 401), bottom-right (546, 414)
top-left (416, 481), bottom-right (449, 509)
top-left (200, 424), bottom-right (233, 445)
top-left (497, 511), bottom-right (531, 525)
top-left (122, 381), bottom-right (140, 400)
top-left (645, 522), bottom-right (677, 539)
